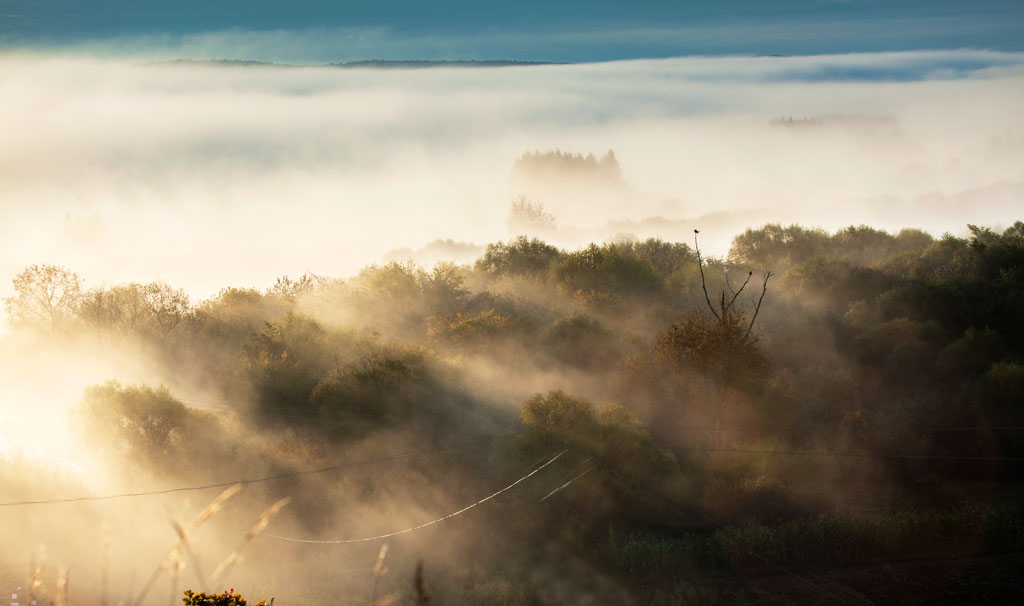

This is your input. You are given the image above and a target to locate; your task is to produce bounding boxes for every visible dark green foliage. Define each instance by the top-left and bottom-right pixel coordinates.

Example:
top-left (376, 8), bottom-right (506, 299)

top-left (542, 312), bottom-right (621, 370)
top-left (309, 345), bottom-right (433, 423)
top-left (475, 236), bottom-right (563, 277)
top-left (429, 309), bottom-right (520, 346)
top-left (12, 218), bottom-right (1024, 603)
top-left (937, 327), bottom-right (1006, 378)
top-left (914, 233), bottom-right (972, 280)
top-left (729, 223), bottom-right (830, 269)
top-left (609, 502), bottom-right (1024, 576)
top-left (976, 362), bottom-right (1024, 453)
top-left (520, 390), bottom-right (677, 521)
top-left (74, 381), bottom-right (231, 478)
top-left (422, 262), bottom-right (470, 314)
top-left (655, 310), bottom-right (770, 394)
top-left (607, 530), bottom-right (727, 575)
top-left (242, 312), bottom-right (350, 418)
top-left (194, 287), bottom-right (291, 346)
top-left (356, 261), bottom-right (423, 301)
top-left (851, 317), bottom-right (946, 383)
top-left (552, 242), bottom-right (664, 297)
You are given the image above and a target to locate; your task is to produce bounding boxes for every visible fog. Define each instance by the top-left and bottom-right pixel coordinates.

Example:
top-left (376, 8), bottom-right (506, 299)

top-left (1, 50), bottom-right (1022, 306)
top-left (2, 48), bottom-right (1024, 604)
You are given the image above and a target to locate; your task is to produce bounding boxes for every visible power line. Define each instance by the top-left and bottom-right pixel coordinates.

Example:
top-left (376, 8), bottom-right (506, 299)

top-left (676, 445), bottom-right (1024, 461)
top-left (0, 433), bottom-right (517, 508)
top-left (671, 425), bottom-right (1024, 432)
top-left (254, 449), bottom-right (567, 544)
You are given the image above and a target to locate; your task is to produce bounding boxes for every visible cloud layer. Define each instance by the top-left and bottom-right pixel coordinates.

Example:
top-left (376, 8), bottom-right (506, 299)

top-left (1, 50), bottom-right (1022, 304)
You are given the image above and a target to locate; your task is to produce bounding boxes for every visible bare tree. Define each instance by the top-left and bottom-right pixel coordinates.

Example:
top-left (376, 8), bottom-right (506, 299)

top-left (657, 231), bottom-right (773, 447)
top-left (694, 230), bottom-right (772, 340)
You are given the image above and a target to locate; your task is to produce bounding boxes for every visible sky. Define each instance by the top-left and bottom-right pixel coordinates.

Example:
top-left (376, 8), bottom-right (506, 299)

top-left (1, 1), bottom-right (1023, 62)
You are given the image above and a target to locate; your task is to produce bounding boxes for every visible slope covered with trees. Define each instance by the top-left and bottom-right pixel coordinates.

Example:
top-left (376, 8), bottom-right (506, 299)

top-left (2, 221), bottom-right (1023, 604)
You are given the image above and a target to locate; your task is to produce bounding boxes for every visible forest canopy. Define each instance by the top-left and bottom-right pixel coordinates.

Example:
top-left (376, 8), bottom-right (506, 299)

top-left (3, 220), bottom-right (1023, 605)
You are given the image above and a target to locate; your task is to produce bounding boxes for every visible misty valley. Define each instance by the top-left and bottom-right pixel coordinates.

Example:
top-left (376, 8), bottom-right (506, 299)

top-left (2, 220), bottom-right (1023, 604)
top-left (1, 44), bottom-right (1024, 606)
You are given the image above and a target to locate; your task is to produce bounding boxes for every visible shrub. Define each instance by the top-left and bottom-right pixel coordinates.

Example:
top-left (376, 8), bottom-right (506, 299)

top-left (182, 588), bottom-right (267, 606)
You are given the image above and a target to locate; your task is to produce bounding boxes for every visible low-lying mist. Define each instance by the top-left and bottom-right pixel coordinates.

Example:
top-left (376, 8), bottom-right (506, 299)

top-left (1, 50), bottom-right (1022, 308)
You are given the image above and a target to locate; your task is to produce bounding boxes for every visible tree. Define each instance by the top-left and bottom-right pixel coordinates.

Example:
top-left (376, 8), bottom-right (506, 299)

top-left (142, 282), bottom-right (192, 338)
top-left (655, 232), bottom-right (773, 445)
top-left (551, 242), bottom-right (664, 297)
top-left (475, 236), bottom-right (562, 277)
top-left (694, 231), bottom-right (772, 343)
top-left (729, 224), bottom-right (828, 270)
top-left (655, 311), bottom-right (770, 395)
top-left (421, 261), bottom-right (469, 313)
top-left (266, 272), bottom-right (324, 301)
top-left (74, 381), bottom-right (227, 478)
top-left (79, 281), bottom-right (192, 339)
top-left (520, 390), bottom-right (676, 524)
top-left (507, 195), bottom-right (556, 234)
top-left (4, 264), bottom-right (83, 331)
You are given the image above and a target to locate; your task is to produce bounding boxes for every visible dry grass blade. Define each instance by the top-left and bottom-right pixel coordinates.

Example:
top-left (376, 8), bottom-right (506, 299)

top-left (56, 567), bottom-right (69, 606)
top-left (370, 544), bottom-right (389, 603)
top-left (29, 548), bottom-right (44, 604)
top-left (101, 520), bottom-right (111, 606)
top-left (188, 484), bottom-right (243, 534)
top-left (172, 520), bottom-right (210, 590)
top-left (211, 497), bottom-right (291, 584)
top-left (169, 551), bottom-right (182, 606)
top-left (130, 484), bottom-right (243, 606)
top-left (414, 562), bottom-right (432, 606)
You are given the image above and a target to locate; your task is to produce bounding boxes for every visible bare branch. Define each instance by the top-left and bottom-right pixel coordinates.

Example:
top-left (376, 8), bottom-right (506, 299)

top-left (744, 271), bottom-right (773, 341)
top-left (694, 231), bottom-right (720, 320)
top-left (723, 270), bottom-right (753, 316)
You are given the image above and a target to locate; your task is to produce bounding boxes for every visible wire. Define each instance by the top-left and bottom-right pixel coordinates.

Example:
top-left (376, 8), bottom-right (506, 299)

top-left (254, 449), bottom-right (567, 544)
top-left (0, 433), bottom-right (517, 508)
top-left (539, 466), bottom-right (592, 502)
top-left (676, 445), bottom-right (1024, 461)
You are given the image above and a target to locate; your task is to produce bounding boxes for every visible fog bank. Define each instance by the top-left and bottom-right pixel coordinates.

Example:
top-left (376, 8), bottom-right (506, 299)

top-left (1, 50), bottom-right (1022, 304)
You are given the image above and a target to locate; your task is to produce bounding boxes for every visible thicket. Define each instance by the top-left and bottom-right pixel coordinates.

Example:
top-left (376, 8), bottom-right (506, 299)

top-left (4, 220), bottom-right (1023, 602)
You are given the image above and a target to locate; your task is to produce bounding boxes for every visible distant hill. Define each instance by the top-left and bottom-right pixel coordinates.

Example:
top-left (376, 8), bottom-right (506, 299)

top-left (329, 59), bottom-right (560, 68)
top-left (149, 59), bottom-right (279, 67)
top-left (149, 59), bottom-right (560, 69)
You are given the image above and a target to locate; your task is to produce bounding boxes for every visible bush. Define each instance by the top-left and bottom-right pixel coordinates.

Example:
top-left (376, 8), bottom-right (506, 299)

top-left (182, 588), bottom-right (267, 606)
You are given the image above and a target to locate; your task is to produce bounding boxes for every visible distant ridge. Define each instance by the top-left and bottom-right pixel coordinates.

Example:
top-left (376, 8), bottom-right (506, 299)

top-left (149, 59), bottom-right (561, 69)
top-left (330, 59), bottom-right (560, 68)
top-left (150, 59), bottom-right (279, 67)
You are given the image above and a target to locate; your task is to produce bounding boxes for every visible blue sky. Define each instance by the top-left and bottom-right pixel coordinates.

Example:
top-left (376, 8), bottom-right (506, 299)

top-left (1, 1), bottom-right (1022, 62)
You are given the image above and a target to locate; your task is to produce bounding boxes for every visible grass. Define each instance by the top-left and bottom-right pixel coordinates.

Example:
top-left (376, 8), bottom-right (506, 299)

top-left (607, 501), bottom-right (1024, 578)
